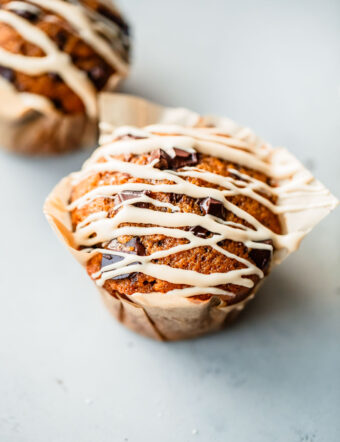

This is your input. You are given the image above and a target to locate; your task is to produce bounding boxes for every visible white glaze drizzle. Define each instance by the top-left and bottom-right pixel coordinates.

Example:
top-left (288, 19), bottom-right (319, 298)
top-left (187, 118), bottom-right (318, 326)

top-left (0, 75), bottom-right (58, 118)
top-left (69, 124), bottom-right (333, 296)
top-left (0, 0), bottom-right (129, 116)
top-left (6, 1), bottom-right (39, 14)
top-left (29, 0), bottom-right (128, 75)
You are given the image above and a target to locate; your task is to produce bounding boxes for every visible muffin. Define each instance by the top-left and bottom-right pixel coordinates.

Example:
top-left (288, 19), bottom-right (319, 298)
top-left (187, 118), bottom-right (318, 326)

top-left (44, 94), bottom-right (338, 341)
top-left (0, 0), bottom-right (130, 154)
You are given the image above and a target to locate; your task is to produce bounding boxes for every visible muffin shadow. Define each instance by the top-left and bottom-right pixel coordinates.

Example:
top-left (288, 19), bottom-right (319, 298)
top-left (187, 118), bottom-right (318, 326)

top-left (231, 265), bottom-right (307, 331)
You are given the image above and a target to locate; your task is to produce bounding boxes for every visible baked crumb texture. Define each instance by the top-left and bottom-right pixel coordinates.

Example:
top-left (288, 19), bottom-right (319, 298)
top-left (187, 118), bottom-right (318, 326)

top-left (44, 93), bottom-right (337, 339)
top-left (69, 124), bottom-right (290, 307)
top-left (0, 0), bottom-right (130, 116)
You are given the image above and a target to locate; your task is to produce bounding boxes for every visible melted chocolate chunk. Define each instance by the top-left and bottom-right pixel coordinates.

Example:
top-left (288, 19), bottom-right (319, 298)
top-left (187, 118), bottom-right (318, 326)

top-left (114, 190), bottom-right (149, 206)
top-left (97, 5), bottom-right (130, 35)
top-left (51, 98), bottom-right (63, 111)
top-left (125, 238), bottom-right (146, 256)
top-left (48, 72), bottom-right (62, 83)
top-left (107, 238), bottom-right (145, 255)
top-left (55, 30), bottom-right (68, 50)
top-left (101, 253), bottom-right (129, 280)
top-left (13, 8), bottom-right (41, 22)
top-left (103, 237), bottom-right (145, 280)
top-left (88, 65), bottom-right (109, 90)
top-left (151, 148), bottom-right (198, 170)
top-left (113, 270), bottom-right (135, 280)
top-left (169, 148), bottom-right (198, 169)
top-left (0, 66), bottom-right (14, 83)
top-left (170, 193), bottom-right (183, 204)
top-left (200, 197), bottom-right (226, 219)
top-left (249, 240), bottom-right (273, 273)
top-left (150, 149), bottom-right (171, 170)
top-left (189, 225), bottom-right (211, 238)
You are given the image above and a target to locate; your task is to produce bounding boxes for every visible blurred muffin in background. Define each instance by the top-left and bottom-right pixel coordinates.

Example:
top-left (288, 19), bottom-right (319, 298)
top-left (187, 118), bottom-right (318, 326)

top-left (0, 0), bottom-right (130, 154)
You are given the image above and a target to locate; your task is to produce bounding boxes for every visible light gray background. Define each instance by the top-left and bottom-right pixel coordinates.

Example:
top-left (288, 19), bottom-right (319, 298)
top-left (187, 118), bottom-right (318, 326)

top-left (0, 0), bottom-right (339, 441)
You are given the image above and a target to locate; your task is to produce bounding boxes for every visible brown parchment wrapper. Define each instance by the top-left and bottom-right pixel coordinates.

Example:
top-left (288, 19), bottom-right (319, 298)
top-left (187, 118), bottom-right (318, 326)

top-left (44, 93), bottom-right (338, 341)
top-left (0, 109), bottom-right (97, 155)
top-left (0, 74), bottom-right (124, 155)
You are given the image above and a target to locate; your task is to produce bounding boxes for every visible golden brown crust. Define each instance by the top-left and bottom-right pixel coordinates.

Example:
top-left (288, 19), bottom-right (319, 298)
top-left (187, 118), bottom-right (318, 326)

top-left (71, 147), bottom-right (282, 305)
top-left (0, 0), bottom-right (129, 114)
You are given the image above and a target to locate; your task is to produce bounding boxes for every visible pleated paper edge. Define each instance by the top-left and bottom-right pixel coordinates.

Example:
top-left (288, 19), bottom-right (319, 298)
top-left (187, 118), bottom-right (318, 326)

top-left (43, 93), bottom-right (339, 340)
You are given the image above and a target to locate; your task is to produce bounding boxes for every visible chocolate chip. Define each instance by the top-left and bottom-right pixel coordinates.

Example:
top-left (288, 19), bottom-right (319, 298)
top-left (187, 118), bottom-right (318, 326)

top-left (114, 190), bottom-right (149, 206)
top-left (14, 8), bottom-right (40, 22)
top-left (113, 270), bottom-right (136, 280)
top-left (97, 5), bottom-right (130, 35)
top-left (101, 253), bottom-right (124, 268)
top-left (249, 240), bottom-right (273, 273)
top-left (103, 237), bottom-right (145, 280)
top-left (125, 238), bottom-right (146, 256)
top-left (150, 149), bottom-right (171, 170)
top-left (51, 98), bottom-right (63, 111)
top-left (101, 253), bottom-right (128, 279)
top-left (189, 225), bottom-right (211, 238)
top-left (200, 197), bottom-right (226, 219)
top-left (170, 193), bottom-right (183, 204)
top-left (108, 237), bottom-right (144, 255)
top-left (101, 252), bottom-right (135, 280)
top-left (55, 30), bottom-right (68, 50)
top-left (88, 65), bottom-right (109, 90)
top-left (169, 148), bottom-right (198, 169)
top-left (0, 66), bottom-right (14, 83)
top-left (151, 148), bottom-right (198, 170)
top-left (48, 72), bottom-right (62, 82)
top-left (114, 190), bottom-right (141, 204)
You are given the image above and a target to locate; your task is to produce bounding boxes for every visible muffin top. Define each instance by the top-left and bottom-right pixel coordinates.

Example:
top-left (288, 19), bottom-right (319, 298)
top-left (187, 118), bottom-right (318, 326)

top-left (68, 121), bottom-right (305, 306)
top-left (0, 0), bottom-right (130, 117)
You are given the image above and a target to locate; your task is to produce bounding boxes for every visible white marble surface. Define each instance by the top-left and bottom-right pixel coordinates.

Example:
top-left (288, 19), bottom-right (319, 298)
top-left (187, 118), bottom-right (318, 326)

top-left (0, 0), bottom-right (339, 441)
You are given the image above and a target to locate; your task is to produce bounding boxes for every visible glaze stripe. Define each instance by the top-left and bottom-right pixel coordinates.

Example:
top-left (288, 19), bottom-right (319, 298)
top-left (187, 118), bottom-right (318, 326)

top-left (0, 1), bottom-right (128, 116)
top-left (69, 124), bottom-right (329, 294)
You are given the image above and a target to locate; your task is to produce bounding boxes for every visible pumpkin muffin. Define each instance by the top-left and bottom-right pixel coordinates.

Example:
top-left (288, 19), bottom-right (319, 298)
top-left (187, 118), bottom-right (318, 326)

top-left (44, 96), bottom-right (338, 340)
top-left (0, 0), bottom-right (130, 154)
top-left (71, 145), bottom-right (282, 306)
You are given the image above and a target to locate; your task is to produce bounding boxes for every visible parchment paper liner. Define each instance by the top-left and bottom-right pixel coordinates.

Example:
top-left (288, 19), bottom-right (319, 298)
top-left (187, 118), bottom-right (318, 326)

top-left (44, 93), bottom-right (338, 341)
top-left (0, 109), bottom-right (97, 155)
top-left (0, 73), bottom-right (124, 155)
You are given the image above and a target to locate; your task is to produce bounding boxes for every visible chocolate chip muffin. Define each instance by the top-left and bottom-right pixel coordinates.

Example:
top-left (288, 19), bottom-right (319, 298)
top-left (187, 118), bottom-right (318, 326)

top-left (44, 96), bottom-right (338, 340)
top-left (67, 125), bottom-right (290, 332)
top-left (71, 142), bottom-right (282, 306)
top-left (0, 0), bottom-right (130, 154)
